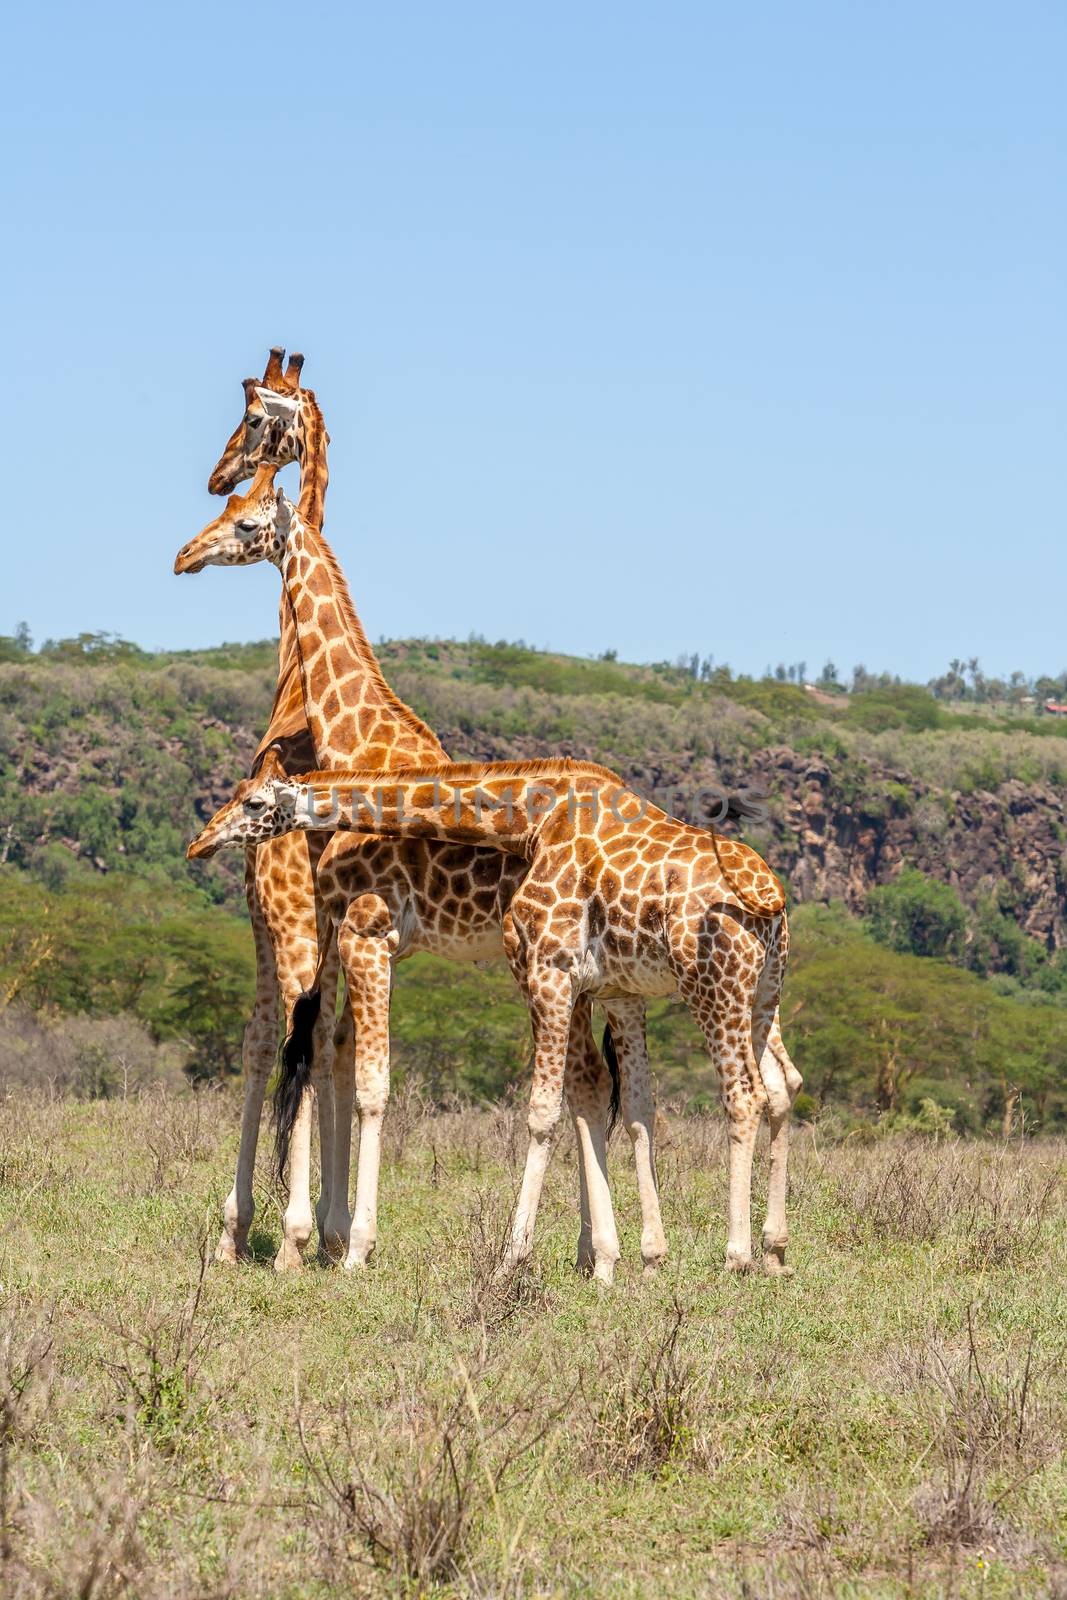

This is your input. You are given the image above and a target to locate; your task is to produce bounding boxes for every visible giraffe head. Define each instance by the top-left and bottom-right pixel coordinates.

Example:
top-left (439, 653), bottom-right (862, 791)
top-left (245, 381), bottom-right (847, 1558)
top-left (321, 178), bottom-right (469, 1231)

top-left (208, 346), bottom-right (313, 495)
top-left (173, 465), bottom-right (297, 575)
top-left (187, 752), bottom-right (310, 860)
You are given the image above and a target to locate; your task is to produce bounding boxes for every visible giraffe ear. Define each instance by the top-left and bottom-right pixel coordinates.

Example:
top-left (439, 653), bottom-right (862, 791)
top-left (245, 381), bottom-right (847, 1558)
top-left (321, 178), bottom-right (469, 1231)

top-left (257, 746), bottom-right (287, 780)
top-left (275, 488), bottom-right (294, 532)
top-left (255, 386), bottom-right (300, 423)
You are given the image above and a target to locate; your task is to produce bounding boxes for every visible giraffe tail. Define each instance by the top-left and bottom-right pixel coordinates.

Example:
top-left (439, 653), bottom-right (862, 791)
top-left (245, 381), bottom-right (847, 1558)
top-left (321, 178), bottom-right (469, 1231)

top-left (601, 1024), bottom-right (621, 1137)
top-left (273, 988), bottom-right (322, 1182)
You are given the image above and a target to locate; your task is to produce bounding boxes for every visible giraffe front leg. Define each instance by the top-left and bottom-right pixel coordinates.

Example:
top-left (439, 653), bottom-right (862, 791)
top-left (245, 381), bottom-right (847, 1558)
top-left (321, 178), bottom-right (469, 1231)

top-left (335, 903), bottom-right (394, 1271)
top-left (277, 1083), bottom-right (316, 1272)
top-left (566, 998), bottom-right (620, 1286)
top-left (218, 991), bottom-right (277, 1263)
top-left (218, 882), bottom-right (279, 1265)
top-left (270, 938), bottom-right (341, 1272)
top-left (274, 946), bottom-right (335, 1273)
top-left (499, 966), bottom-right (573, 1278)
top-left (308, 943), bottom-right (340, 1262)
top-left (322, 1005), bottom-right (355, 1263)
top-left (603, 998), bottom-right (667, 1275)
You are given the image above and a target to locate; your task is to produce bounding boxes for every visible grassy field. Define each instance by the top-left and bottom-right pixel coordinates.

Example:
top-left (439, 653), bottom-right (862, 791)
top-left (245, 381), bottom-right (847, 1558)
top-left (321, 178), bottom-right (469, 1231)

top-left (0, 1090), bottom-right (1063, 1598)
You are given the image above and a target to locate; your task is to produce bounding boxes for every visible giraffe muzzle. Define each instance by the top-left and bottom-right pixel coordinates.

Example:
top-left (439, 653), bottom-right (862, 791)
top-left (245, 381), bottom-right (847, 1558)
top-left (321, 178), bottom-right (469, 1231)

top-left (208, 460), bottom-right (242, 496)
top-left (173, 541), bottom-right (209, 575)
top-left (186, 828), bottom-right (222, 860)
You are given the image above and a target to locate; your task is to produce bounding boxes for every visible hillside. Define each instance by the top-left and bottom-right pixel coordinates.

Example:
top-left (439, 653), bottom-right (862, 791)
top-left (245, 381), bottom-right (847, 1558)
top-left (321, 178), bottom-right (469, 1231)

top-left (2, 630), bottom-right (1066, 1127)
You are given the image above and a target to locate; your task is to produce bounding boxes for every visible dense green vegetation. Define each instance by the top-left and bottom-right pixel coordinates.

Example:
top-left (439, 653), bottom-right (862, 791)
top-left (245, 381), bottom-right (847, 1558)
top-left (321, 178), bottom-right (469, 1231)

top-left (3, 626), bottom-right (1067, 1129)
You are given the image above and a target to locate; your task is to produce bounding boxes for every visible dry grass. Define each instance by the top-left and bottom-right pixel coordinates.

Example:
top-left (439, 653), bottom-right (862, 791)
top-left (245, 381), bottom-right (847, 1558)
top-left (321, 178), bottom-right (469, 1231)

top-left (0, 1088), bottom-right (1063, 1597)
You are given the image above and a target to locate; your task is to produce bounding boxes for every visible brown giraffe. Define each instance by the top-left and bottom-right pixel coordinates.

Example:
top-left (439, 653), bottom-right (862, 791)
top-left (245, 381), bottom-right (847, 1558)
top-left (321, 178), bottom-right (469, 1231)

top-left (189, 761), bottom-right (801, 1278)
top-left (182, 395), bottom-right (647, 1281)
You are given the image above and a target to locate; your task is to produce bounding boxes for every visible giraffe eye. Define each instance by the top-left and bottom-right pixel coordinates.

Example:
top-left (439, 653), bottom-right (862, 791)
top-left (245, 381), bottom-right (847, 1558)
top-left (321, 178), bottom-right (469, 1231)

top-left (246, 413), bottom-right (264, 428)
top-left (237, 519), bottom-right (259, 535)
top-left (244, 798), bottom-right (266, 815)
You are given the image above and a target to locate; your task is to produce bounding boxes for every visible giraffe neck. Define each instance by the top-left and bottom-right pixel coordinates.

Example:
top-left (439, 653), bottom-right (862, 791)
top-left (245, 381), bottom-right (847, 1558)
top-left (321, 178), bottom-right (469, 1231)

top-left (294, 394), bottom-right (329, 529)
top-left (246, 393), bottom-right (328, 771)
top-left (281, 510), bottom-right (447, 769)
top-left (253, 593), bottom-right (310, 770)
top-left (289, 760), bottom-right (631, 856)
top-left (282, 760), bottom-right (786, 915)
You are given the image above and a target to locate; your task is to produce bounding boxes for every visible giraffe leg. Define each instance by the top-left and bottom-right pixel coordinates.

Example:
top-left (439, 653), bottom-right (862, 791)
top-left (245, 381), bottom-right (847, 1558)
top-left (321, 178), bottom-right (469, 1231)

top-left (673, 918), bottom-right (771, 1273)
top-left (217, 989), bottom-right (277, 1263)
top-left (499, 963), bottom-right (573, 1276)
top-left (217, 876), bottom-right (278, 1264)
top-left (322, 1004), bottom-right (355, 1262)
top-left (603, 998), bottom-right (667, 1274)
top-left (758, 1005), bottom-right (799, 1276)
top-left (566, 997), bottom-right (620, 1286)
top-left (334, 898), bottom-right (395, 1271)
top-left (311, 958), bottom-right (341, 1257)
top-left (575, 1105), bottom-right (593, 1276)
top-left (275, 937), bottom-right (339, 1273)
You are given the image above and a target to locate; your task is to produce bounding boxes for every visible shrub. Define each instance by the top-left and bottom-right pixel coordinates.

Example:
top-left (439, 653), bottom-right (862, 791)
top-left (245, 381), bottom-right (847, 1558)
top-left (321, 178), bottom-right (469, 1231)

top-left (866, 868), bottom-right (968, 961)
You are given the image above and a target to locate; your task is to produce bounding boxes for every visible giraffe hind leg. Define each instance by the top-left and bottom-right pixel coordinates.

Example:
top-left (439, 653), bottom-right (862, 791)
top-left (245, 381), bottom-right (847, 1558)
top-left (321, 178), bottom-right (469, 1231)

top-left (758, 1005), bottom-right (800, 1277)
top-left (674, 922), bottom-right (769, 1273)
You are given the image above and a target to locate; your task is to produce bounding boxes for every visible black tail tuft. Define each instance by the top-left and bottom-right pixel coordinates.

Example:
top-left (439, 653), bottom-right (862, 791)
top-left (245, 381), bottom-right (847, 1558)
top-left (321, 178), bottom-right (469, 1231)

top-left (273, 988), bottom-right (321, 1183)
top-left (602, 1024), bottom-right (621, 1138)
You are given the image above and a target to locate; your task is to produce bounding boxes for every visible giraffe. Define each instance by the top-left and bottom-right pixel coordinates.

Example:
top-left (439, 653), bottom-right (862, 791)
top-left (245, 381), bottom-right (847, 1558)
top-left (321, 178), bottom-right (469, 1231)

top-left (182, 393), bottom-right (651, 1281)
top-left (199, 347), bottom-right (341, 1270)
top-left (188, 760), bottom-right (800, 1278)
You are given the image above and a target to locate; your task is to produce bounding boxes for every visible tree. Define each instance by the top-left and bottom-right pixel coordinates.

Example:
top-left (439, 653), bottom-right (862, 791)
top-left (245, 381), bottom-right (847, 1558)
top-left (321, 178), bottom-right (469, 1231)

top-left (865, 869), bottom-right (967, 961)
top-left (153, 919), bottom-right (255, 1081)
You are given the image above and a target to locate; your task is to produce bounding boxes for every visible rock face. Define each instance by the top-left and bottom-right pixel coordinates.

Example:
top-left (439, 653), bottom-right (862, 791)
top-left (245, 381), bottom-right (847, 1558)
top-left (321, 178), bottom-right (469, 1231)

top-left (4, 654), bottom-right (1064, 953)
top-left (438, 726), bottom-right (1067, 952)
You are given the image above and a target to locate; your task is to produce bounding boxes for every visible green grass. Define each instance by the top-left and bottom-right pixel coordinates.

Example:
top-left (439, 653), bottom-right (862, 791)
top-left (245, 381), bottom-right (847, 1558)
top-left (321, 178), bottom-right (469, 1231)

top-left (0, 1090), bottom-right (1064, 1597)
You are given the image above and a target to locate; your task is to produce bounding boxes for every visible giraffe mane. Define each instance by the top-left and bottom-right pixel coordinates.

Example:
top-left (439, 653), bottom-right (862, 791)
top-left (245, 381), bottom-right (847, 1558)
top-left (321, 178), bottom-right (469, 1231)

top-left (297, 522), bottom-right (447, 757)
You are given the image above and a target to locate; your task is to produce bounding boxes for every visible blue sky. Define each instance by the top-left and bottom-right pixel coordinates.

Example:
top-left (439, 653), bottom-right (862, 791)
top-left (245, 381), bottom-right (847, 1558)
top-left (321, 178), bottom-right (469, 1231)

top-left (3, 2), bottom-right (1064, 682)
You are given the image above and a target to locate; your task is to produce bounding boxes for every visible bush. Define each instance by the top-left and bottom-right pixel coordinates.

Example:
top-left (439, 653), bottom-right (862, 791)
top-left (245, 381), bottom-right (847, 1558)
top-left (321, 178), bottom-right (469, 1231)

top-left (866, 868), bottom-right (968, 961)
top-left (0, 1008), bottom-right (185, 1096)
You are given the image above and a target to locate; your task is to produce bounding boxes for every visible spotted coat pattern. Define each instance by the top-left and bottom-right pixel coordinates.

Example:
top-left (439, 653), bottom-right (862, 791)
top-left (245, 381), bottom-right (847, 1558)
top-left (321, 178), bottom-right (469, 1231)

top-left (192, 760), bottom-right (803, 1275)
top-left (182, 353), bottom-right (628, 1276)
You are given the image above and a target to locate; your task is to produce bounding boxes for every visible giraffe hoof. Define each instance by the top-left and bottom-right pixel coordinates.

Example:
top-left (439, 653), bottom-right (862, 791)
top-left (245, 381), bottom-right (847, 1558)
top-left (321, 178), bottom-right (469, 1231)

top-left (761, 1239), bottom-right (793, 1277)
top-left (592, 1258), bottom-right (616, 1288)
top-left (725, 1252), bottom-right (757, 1275)
top-left (273, 1240), bottom-right (305, 1273)
top-left (342, 1240), bottom-right (375, 1270)
top-left (215, 1231), bottom-right (253, 1265)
